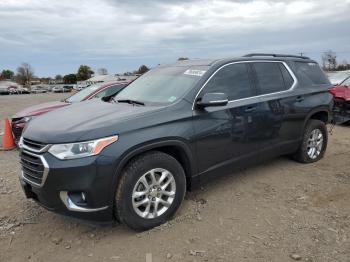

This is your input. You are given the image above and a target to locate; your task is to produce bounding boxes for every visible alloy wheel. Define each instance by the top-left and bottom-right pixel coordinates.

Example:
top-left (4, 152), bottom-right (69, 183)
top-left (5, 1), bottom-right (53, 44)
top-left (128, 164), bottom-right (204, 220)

top-left (132, 168), bottom-right (176, 219)
top-left (307, 129), bottom-right (324, 159)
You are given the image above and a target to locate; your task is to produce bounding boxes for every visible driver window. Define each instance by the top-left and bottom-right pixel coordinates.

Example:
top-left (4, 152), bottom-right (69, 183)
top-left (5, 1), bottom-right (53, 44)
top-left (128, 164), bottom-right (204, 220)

top-left (203, 63), bottom-right (254, 100)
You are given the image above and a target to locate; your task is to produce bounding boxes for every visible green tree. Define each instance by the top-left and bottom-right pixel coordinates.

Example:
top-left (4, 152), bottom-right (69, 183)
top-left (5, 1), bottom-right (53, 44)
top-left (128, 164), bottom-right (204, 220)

top-left (63, 74), bottom-right (77, 84)
top-left (76, 65), bottom-right (94, 81)
top-left (16, 63), bottom-right (34, 87)
top-left (0, 69), bottom-right (14, 80)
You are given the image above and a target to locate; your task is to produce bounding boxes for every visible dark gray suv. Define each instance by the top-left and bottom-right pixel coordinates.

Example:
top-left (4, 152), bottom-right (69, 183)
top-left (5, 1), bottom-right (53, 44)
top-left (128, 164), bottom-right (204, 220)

top-left (19, 54), bottom-right (333, 230)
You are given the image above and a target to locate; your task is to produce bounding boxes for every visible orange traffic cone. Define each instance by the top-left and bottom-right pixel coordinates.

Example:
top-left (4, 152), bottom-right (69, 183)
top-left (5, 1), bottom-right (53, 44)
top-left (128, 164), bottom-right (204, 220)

top-left (2, 118), bottom-right (16, 150)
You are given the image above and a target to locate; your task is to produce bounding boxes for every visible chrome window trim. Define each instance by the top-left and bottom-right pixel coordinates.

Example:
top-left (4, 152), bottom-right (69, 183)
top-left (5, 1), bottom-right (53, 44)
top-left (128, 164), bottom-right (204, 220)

top-left (192, 60), bottom-right (298, 110)
top-left (209, 99), bottom-right (229, 103)
top-left (20, 149), bottom-right (49, 188)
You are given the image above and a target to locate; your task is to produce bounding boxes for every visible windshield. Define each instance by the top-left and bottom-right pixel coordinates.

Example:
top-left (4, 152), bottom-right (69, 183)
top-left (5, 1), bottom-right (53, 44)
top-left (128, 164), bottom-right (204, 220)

top-left (115, 65), bottom-right (208, 105)
top-left (65, 84), bottom-right (102, 103)
top-left (329, 71), bottom-right (350, 85)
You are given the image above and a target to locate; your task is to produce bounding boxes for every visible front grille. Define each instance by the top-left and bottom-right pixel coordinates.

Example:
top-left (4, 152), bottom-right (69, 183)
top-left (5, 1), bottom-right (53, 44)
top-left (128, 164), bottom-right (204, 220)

top-left (23, 138), bottom-right (47, 151)
top-left (20, 151), bottom-right (46, 186)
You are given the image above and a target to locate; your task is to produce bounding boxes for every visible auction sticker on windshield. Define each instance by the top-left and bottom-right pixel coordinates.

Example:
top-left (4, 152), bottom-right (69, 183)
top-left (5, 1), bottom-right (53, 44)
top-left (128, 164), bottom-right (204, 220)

top-left (184, 69), bottom-right (206, 77)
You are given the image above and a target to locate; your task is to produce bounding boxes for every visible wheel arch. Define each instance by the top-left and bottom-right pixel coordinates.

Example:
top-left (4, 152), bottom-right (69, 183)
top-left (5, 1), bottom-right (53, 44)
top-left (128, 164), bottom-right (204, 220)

top-left (112, 139), bottom-right (197, 193)
top-left (304, 107), bottom-right (331, 127)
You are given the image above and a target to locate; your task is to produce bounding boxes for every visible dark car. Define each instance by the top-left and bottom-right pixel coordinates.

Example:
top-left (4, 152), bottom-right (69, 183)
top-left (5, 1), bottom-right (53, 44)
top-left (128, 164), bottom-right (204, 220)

top-left (11, 81), bottom-right (129, 141)
top-left (18, 54), bottom-right (332, 231)
top-left (330, 77), bottom-right (350, 123)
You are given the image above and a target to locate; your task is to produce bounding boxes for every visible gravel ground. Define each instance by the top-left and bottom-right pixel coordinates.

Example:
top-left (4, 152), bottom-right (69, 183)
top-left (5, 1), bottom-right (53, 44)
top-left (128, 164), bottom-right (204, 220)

top-left (0, 93), bottom-right (349, 262)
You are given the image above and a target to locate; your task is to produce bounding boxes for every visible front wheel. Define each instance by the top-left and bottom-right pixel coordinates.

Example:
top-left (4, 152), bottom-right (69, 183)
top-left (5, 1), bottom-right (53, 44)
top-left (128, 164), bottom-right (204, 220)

top-left (293, 119), bottom-right (328, 163)
top-left (115, 151), bottom-right (186, 231)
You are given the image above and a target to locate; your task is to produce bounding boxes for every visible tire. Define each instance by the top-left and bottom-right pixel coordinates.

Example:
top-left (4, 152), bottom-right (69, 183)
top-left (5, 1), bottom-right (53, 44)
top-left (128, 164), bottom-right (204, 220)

top-left (115, 151), bottom-right (186, 231)
top-left (293, 119), bottom-right (328, 163)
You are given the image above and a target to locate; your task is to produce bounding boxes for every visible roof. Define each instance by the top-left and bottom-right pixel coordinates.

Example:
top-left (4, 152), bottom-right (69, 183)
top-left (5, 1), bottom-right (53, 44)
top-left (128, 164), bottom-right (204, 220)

top-left (87, 74), bottom-right (139, 83)
top-left (166, 54), bottom-right (316, 68)
top-left (98, 80), bottom-right (131, 88)
top-left (173, 59), bottom-right (219, 66)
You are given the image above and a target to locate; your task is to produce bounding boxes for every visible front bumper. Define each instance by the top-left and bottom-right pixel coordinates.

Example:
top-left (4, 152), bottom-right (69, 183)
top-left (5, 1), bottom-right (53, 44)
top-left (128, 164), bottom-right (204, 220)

top-left (19, 150), bottom-right (118, 222)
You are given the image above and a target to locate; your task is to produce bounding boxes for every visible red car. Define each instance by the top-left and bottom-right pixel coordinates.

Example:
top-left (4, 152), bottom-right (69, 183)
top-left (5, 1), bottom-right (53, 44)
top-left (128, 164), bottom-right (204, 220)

top-left (11, 81), bottom-right (129, 141)
top-left (329, 77), bottom-right (350, 124)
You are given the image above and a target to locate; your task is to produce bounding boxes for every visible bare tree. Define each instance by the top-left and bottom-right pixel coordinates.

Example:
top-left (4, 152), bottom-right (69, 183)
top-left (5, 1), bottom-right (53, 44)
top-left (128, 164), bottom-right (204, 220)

top-left (322, 50), bottom-right (337, 71)
top-left (16, 63), bottom-right (34, 87)
top-left (97, 68), bottom-right (108, 75)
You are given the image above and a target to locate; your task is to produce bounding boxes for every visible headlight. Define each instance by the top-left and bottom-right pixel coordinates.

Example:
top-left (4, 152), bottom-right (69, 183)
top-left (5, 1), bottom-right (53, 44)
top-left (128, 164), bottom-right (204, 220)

top-left (48, 135), bottom-right (118, 160)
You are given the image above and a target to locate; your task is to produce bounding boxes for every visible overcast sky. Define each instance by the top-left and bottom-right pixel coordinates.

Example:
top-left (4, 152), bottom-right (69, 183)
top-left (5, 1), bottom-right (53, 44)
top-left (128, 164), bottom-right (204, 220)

top-left (0, 0), bottom-right (350, 77)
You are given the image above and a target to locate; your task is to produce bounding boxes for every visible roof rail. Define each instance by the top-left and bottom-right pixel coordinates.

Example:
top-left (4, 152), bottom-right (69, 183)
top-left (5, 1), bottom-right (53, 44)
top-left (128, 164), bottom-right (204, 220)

top-left (243, 53), bottom-right (310, 60)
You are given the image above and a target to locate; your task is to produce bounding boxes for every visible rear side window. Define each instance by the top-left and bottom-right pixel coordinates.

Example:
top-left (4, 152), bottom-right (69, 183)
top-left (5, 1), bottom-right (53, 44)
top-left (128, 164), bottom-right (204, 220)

top-left (204, 63), bottom-right (254, 100)
top-left (294, 62), bottom-right (329, 85)
top-left (253, 62), bottom-right (290, 95)
top-left (279, 64), bottom-right (294, 88)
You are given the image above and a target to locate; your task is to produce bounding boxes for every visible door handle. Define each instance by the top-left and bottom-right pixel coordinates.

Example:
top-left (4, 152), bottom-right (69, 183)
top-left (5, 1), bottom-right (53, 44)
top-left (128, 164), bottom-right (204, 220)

top-left (245, 106), bottom-right (256, 112)
top-left (295, 96), bottom-right (304, 102)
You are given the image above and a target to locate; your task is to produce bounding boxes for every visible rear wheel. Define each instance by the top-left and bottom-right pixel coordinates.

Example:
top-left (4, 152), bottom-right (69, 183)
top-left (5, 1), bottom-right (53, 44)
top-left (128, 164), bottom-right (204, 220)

top-left (293, 120), bottom-right (328, 163)
top-left (115, 151), bottom-right (186, 231)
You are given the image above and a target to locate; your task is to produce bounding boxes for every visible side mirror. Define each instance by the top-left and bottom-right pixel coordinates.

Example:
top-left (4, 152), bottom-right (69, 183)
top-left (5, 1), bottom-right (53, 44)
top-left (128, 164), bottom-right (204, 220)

top-left (196, 93), bottom-right (229, 108)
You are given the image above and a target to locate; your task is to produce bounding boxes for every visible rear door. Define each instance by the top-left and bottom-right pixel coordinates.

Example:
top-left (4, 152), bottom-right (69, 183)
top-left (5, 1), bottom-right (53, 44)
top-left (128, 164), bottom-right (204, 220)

top-left (193, 62), bottom-right (263, 177)
top-left (250, 61), bottom-right (299, 156)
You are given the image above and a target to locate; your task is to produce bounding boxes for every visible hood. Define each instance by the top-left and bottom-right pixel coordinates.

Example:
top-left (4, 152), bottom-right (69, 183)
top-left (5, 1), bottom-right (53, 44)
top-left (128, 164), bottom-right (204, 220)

top-left (23, 100), bottom-right (162, 143)
top-left (12, 101), bottom-right (68, 119)
top-left (330, 85), bottom-right (350, 101)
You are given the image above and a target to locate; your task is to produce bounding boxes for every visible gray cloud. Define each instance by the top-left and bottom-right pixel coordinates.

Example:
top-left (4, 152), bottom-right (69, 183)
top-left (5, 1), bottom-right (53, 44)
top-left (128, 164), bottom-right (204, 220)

top-left (0, 0), bottom-right (349, 76)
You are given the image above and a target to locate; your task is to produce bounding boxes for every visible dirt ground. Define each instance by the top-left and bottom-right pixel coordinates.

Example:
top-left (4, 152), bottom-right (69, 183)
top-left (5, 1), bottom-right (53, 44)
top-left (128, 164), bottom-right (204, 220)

top-left (0, 93), bottom-right (349, 262)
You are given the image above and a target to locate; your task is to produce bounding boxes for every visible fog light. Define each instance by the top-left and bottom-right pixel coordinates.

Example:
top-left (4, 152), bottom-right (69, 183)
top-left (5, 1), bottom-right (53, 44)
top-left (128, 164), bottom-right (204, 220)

top-left (68, 192), bottom-right (87, 206)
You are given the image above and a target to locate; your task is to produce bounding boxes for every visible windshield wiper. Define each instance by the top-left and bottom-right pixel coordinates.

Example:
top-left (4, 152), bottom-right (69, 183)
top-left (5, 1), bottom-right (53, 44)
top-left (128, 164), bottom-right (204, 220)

top-left (117, 99), bottom-right (145, 106)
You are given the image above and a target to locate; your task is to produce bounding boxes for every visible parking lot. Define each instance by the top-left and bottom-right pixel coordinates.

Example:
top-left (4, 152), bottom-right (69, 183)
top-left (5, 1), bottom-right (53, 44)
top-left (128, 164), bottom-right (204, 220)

top-left (0, 93), bottom-right (349, 262)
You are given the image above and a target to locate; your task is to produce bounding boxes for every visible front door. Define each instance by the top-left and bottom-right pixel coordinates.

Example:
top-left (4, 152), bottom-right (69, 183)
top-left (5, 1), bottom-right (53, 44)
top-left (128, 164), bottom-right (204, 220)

top-left (192, 62), bottom-right (263, 178)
